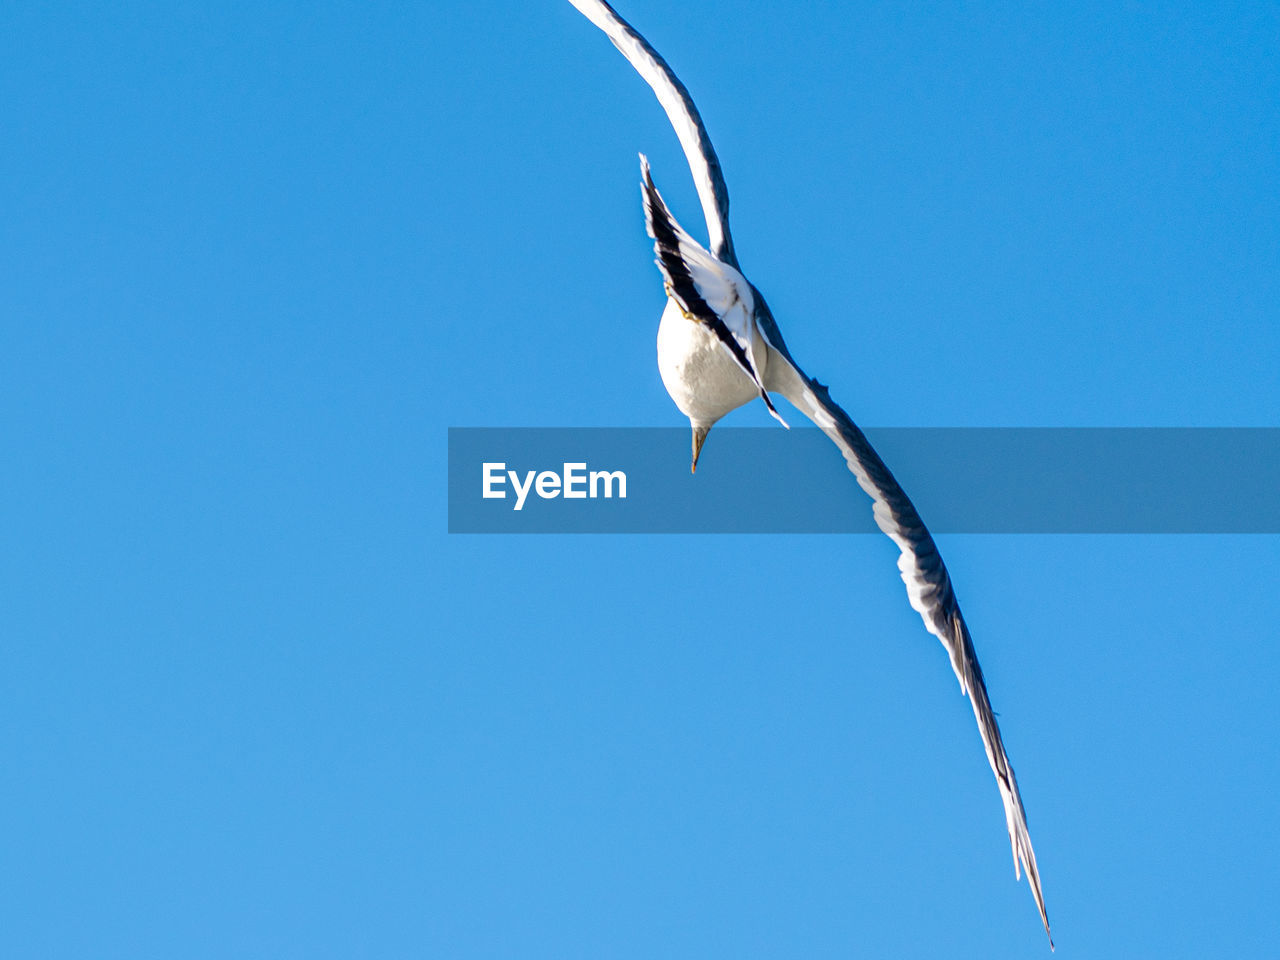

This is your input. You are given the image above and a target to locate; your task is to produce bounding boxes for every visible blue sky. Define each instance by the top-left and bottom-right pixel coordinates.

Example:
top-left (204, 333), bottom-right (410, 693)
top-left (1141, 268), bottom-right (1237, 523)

top-left (3, 1), bottom-right (1278, 956)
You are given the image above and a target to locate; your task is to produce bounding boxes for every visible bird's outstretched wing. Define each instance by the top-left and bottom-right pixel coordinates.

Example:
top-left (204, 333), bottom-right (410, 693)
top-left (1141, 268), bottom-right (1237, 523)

top-left (567, 0), bottom-right (738, 267)
top-left (765, 347), bottom-right (1052, 947)
top-left (641, 157), bottom-right (785, 427)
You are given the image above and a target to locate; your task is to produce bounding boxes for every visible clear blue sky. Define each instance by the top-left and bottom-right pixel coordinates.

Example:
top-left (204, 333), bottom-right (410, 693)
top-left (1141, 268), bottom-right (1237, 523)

top-left (3, 1), bottom-right (1278, 956)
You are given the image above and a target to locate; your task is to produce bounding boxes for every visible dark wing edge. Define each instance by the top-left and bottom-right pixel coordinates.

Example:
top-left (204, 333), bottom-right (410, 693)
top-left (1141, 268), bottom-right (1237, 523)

top-left (567, 0), bottom-right (738, 266)
top-left (767, 350), bottom-right (1053, 949)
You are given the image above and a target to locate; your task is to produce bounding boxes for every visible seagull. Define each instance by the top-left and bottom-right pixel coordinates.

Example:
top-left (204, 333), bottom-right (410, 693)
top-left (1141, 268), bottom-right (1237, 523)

top-left (566, 0), bottom-right (1052, 948)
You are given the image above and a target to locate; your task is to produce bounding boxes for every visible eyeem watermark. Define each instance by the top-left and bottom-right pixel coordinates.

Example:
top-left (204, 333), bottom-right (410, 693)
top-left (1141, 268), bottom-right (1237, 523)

top-left (482, 462), bottom-right (628, 511)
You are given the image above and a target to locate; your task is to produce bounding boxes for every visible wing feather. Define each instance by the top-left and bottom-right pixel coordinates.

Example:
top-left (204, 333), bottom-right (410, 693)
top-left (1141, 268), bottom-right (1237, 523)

top-left (766, 349), bottom-right (1053, 948)
top-left (568, 0), bottom-right (738, 266)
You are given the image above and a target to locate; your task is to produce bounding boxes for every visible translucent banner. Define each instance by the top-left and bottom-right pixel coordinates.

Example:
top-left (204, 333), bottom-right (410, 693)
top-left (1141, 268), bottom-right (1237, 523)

top-left (447, 428), bottom-right (1280, 534)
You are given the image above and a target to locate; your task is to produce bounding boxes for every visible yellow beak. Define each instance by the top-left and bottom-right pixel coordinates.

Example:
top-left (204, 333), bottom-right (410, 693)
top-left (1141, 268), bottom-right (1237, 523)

top-left (691, 424), bottom-right (710, 473)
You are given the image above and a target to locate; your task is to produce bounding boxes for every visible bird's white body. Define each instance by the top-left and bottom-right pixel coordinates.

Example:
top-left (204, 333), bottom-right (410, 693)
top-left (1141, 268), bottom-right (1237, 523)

top-left (656, 294), bottom-right (767, 429)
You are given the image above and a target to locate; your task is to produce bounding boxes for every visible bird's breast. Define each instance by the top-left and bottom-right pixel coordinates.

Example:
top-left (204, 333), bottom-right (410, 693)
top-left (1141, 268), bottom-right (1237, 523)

top-left (655, 298), bottom-right (765, 425)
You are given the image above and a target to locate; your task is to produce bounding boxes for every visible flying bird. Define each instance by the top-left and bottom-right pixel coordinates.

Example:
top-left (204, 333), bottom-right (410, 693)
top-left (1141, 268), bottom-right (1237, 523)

top-left (566, 0), bottom-right (1052, 947)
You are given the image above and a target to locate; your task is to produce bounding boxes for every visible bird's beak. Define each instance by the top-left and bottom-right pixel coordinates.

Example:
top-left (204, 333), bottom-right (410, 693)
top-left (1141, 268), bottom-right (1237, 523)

top-left (691, 424), bottom-right (710, 473)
